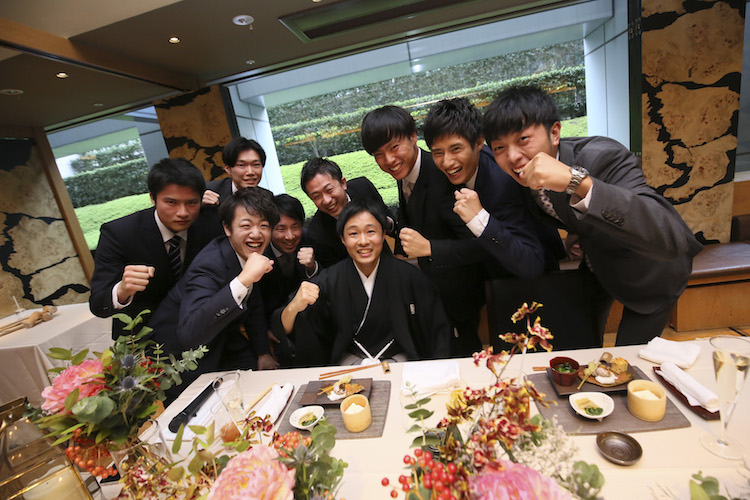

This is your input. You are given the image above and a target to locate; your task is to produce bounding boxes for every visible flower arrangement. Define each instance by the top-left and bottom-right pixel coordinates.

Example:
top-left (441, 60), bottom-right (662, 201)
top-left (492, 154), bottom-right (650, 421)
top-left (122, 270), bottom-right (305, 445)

top-left (383, 302), bottom-right (604, 499)
top-left (31, 310), bottom-right (207, 479)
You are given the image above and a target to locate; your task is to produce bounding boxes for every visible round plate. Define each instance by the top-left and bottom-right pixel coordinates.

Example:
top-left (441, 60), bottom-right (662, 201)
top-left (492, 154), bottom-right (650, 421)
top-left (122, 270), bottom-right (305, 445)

top-left (596, 432), bottom-right (643, 466)
top-left (289, 406), bottom-right (324, 430)
top-left (569, 392), bottom-right (614, 421)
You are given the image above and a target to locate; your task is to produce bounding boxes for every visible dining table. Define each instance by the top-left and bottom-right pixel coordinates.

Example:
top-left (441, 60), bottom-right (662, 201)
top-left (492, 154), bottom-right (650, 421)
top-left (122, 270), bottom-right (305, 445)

top-left (0, 302), bottom-right (112, 406)
top-left (144, 340), bottom-right (749, 499)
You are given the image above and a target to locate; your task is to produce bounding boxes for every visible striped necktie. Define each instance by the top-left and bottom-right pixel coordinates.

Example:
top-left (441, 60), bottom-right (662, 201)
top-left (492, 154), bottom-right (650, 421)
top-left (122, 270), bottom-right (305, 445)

top-left (167, 235), bottom-right (183, 278)
top-left (533, 189), bottom-right (562, 222)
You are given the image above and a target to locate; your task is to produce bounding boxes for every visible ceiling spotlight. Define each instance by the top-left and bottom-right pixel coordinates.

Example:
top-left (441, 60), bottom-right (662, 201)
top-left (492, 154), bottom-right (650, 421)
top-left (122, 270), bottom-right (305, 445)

top-left (93, 103), bottom-right (104, 107)
top-left (312, 0), bottom-right (323, 2)
top-left (56, 72), bottom-right (69, 79)
top-left (0, 88), bottom-right (24, 96)
top-left (168, 36), bottom-right (180, 44)
top-left (246, 59), bottom-right (255, 65)
top-left (233, 15), bottom-right (254, 27)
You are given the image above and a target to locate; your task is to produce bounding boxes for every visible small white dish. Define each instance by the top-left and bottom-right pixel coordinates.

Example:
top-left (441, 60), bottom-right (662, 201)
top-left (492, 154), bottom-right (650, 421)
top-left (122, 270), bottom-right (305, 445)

top-left (289, 406), bottom-right (324, 430)
top-left (569, 392), bottom-right (614, 421)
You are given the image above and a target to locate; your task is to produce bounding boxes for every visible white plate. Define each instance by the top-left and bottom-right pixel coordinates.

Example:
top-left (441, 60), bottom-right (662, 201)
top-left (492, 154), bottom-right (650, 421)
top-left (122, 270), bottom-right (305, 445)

top-left (569, 392), bottom-right (614, 421)
top-left (289, 406), bottom-right (325, 430)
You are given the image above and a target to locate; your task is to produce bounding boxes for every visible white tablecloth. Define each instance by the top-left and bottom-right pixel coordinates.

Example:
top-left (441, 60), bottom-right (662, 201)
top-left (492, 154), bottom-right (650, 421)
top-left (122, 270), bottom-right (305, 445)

top-left (151, 341), bottom-right (749, 499)
top-left (0, 303), bottom-right (112, 406)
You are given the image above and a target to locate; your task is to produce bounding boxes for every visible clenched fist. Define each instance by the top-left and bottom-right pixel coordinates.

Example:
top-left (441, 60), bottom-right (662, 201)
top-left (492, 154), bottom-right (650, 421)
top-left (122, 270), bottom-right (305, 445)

top-left (453, 188), bottom-right (483, 224)
top-left (117, 265), bottom-right (155, 303)
top-left (238, 252), bottom-right (274, 287)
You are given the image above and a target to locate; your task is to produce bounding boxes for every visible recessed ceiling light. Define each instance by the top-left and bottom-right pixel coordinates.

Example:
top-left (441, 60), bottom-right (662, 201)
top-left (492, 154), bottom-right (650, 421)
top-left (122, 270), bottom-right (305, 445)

top-left (233, 15), bottom-right (254, 26)
top-left (93, 103), bottom-right (104, 107)
top-left (56, 72), bottom-right (69, 79)
top-left (246, 59), bottom-right (256, 65)
top-left (0, 88), bottom-right (23, 96)
top-left (312, 0), bottom-right (323, 3)
top-left (168, 36), bottom-right (180, 44)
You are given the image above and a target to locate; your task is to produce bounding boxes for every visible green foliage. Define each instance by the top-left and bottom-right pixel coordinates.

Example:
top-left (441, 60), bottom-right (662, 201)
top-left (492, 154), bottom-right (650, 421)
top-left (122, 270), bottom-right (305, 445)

top-left (271, 65), bottom-right (585, 164)
top-left (568, 461), bottom-right (606, 500)
top-left (64, 157), bottom-right (150, 208)
top-left (689, 471), bottom-right (741, 500)
top-left (70, 139), bottom-right (146, 174)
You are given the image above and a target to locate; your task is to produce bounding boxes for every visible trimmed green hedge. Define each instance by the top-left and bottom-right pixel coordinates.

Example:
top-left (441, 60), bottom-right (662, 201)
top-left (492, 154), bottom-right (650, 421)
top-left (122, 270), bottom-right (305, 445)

top-left (272, 66), bottom-right (585, 164)
top-left (70, 139), bottom-right (145, 174)
top-left (64, 158), bottom-right (149, 208)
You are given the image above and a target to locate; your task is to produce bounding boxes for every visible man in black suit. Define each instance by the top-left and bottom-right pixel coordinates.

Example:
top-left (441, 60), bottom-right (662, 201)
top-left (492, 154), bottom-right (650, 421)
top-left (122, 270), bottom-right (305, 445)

top-left (202, 137), bottom-right (266, 206)
top-left (89, 158), bottom-right (216, 339)
top-left (260, 194), bottom-right (318, 365)
top-left (482, 86), bottom-right (703, 345)
top-left (150, 188), bottom-right (280, 399)
top-left (273, 199), bottom-right (451, 366)
top-left (301, 157), bottom-right (393, 268)
top-left (360, 105), bottom-right (488, 356)
top-left (423, 98), bottom-right (564, 280)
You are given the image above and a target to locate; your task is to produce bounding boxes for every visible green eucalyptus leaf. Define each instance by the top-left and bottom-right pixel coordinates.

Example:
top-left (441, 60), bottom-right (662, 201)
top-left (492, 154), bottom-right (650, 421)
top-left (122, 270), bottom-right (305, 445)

top-left (404, 403), bottom-right (418, 410)
top-left (206, 421), bottom-right (215, 446)
top-left (689, 481), bottom-right (712, 500)
top-left (407, 409), bottom-right (433, 420)
top-left (187, 454), bottom-right (204, 475)
top-left (415, 398), bottom-right (431, 406)
top-left (188, 425), bottom-right (206, 435)
top-left (72, 395), bottom-right (115, 423)
top-left (64, 389), bottom-right (80, 413)
top-left (70, 349), bottom-right (90, 365)
top-left (167, 465), bottom-right (185, 482)
top-left (172, 425), bottom-right (184, 454)
top-left (48, 347), bottom-right (72, 360)
top-left (407, 424), bottom-right (422, 433)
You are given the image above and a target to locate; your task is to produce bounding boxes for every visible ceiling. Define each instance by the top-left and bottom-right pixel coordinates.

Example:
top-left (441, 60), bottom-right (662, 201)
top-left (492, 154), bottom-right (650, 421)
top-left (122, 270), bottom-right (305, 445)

top-left (0, 0), bottom-right (583, 131)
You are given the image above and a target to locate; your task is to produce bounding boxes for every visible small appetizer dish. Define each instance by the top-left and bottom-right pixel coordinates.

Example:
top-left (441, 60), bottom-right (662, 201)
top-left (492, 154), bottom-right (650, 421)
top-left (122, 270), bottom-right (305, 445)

top-left (550, 356), bottom-right (580, 386)
top-left (569, 392), bottom-right (614, 421)
top-left (290, 406), bottom-right (325, 430)
top-left (318, 375), bottom-right (365, 401)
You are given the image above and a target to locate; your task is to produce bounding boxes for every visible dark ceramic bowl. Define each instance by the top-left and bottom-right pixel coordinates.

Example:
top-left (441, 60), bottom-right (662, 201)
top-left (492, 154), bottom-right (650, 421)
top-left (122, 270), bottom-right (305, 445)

top-left (550, 356), bottom-right (580, 386)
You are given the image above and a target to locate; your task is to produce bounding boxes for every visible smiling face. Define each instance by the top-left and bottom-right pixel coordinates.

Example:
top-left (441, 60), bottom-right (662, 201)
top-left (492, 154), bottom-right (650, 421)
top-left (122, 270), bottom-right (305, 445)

top-left (341, 210), bottom-right (384, 276)
top-left (305, 173), bottom-right (348, 218)
top-left (372, 133), bottom-right (418, 181)
top-left (226, 149), bottom-right (263, 189)
top-left (272, 214), bottom-right (302, 254)
top-left (489, 122), bottom-right (560, 187)
top-left (223, 205), bottom-right (271, 260)
top-left (430, 134), bottom-right (484, 186)
top-left (151, 183), bottom-right (201, 233)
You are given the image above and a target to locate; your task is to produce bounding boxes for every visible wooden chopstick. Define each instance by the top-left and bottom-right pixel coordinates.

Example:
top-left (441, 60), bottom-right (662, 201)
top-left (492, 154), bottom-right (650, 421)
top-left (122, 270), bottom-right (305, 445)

top-left (246, 384), bottom-right (274, 412)
top-left (319, 362), bottom-right (383, 380)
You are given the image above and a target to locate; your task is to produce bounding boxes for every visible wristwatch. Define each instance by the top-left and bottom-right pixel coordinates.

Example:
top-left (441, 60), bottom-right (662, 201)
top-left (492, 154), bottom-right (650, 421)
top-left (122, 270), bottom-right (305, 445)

top-left (565, 165), bottom-right (589, 196)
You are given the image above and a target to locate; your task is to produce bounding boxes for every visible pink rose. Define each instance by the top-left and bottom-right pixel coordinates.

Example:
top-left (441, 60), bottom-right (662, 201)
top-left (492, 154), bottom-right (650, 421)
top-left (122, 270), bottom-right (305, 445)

top-left (470, 460), bottom-right (573, 500)
top-left (209, 445), bottom-right (295, 500)
top-left (41, 359), bottom-right (105, 413)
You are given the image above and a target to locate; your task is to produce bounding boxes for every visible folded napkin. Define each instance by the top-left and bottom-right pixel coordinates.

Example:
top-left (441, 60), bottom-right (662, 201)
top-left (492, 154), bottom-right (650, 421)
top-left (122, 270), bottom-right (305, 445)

top-left (401, 359), bottom-right (461, 397)
top-left (255, 383), bottom-right (294, 423)
top-left (162, 383), bottom-right (221, 441)
top-left (659, 362), bottom-right (719, 413)
top-left (638, 337), bottom-right (701, 368)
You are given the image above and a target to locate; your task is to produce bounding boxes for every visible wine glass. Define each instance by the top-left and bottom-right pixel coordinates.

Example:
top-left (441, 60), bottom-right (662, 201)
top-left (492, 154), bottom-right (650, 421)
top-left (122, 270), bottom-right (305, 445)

top-left (700, 335), bottom-right (750, 460)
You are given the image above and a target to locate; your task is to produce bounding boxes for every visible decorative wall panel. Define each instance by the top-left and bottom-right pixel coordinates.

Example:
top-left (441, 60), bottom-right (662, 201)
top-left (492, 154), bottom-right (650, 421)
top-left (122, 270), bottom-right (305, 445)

top-left (641, 0), bottom-right (745, 243)
top-left (154, 85), bottom-right (236, 181)
top-left (0, 138), bottom-right (89, 317)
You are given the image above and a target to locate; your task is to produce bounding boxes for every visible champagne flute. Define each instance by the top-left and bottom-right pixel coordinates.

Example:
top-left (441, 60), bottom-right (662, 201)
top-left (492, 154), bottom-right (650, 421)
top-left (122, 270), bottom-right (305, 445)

top-left (700, 335), bottom-right (750, 460)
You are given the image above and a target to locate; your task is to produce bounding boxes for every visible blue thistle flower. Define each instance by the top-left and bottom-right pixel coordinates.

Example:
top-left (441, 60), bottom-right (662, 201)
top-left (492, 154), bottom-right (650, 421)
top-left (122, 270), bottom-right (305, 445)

top-left (121, 376), bottom-right (137, 390)
top-left (121, 354), bottom-right (136, 369)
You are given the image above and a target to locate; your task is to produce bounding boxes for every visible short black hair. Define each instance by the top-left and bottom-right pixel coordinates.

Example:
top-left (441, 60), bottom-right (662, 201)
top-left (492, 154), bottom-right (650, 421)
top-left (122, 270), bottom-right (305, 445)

top-left (222, 137), bottom-right (267, 168)
top-left (423, 98), bottom-right (482, 148)
top-left (273, 194), bottom-right (305, 224)
top-left (219, 187), bottom-right (279, 229)
top-left (147, 158), bottom-right (205, 199)
top-left (300, 158), bottom-right (343, 195)
top-left (360, 105), bottom-right (416, 154)
top-left (483, 86), bottom-right (560, 144)
top-left (336, 198), bottom-right (388, 237)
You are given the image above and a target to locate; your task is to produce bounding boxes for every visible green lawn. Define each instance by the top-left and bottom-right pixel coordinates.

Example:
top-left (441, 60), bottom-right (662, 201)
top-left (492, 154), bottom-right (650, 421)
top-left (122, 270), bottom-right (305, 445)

top-left (75, 116), bottom-right (587, 249)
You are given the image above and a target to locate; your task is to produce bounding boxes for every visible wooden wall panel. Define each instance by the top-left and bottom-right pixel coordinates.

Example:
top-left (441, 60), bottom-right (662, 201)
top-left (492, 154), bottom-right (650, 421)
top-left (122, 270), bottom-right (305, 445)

top-left (641, 0), bottom-right (745, 243)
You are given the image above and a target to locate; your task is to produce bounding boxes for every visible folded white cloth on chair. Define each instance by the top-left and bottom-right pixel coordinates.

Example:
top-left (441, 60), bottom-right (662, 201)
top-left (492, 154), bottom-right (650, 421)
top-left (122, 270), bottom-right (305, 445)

top-left (659, 362), bottom-right (719, 413)
top-left (255, 383), bottom-right (294, 423)
top-left (638, 337), bottom-right (701, 368)
top-left (401, 359), bottom-right (461, 397)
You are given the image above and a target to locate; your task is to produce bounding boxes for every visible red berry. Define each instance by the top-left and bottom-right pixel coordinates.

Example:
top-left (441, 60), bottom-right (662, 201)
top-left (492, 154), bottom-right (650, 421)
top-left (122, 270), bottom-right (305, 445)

top-left (414, 448), bottom-right (423, 457)
top-left (403, 484), bottom-right (411, 492)
top-left (398, 475), bottom-right (407, 484)
top-left (424, 478), bottom-right (433, 489)
top-left (403, 455), bottom-right (412, 464)
top-left (390, 490), bottom-right (398, 498)
top-left (446, 473), bottom-right (456, 484)
top-left (382, 478), bottom-right (390, 486)
top-left (447, 463), bottom-right (457, 474)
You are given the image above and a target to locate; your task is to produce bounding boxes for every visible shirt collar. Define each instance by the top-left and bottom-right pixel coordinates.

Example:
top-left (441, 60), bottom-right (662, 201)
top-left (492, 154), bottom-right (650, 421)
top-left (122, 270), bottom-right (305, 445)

top-left (465, 165), bottom-right (480, 190)
top-left (354, 257), bottom-right (381, 298)
top-left (269, 242), bottom-right (284, 258)
top-left (403, 148), bottom-right (422, 185)
top-left (154, 210), bottom-right (187, 243)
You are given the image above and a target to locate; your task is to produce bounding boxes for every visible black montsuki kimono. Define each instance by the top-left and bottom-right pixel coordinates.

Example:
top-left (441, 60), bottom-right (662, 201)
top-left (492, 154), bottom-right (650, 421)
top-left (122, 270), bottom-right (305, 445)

top-left (272, 252), bottom-right (451, 366)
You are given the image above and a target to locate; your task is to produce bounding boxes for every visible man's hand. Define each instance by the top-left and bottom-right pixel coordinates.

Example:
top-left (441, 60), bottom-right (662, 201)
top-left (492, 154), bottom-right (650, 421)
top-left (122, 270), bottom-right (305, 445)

top-left (516, 152), bottom-right (574, 192)
top-left (453, 188), bottom-right (484, 224)
top-left (281, 281), bottom-right (319, 333)
top-left (399, 228), bottom-right (431, 258)
top-left (238, 253), bottom-right (274, 287)
top-left (257, 353), bottom-right (279, 370)
top-left (117, 265), bottom-right (155, 304)
top-left (297, 247), bottom-right (316, 272)
top-left (202, 189), bottom-right (220, 206)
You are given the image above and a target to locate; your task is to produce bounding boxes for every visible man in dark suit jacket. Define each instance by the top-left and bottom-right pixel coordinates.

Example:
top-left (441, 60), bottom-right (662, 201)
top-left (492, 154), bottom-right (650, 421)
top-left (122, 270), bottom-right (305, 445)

top-left (203, 137), bottom-right (266, 206)
top-left (259, 194), bottom-right (318, 365)
top-left (89, 158), bottom-right (217, 339)
top-left (361, 105), bottom-right (489, 356)
top-left (149, 188), bottom-right (280, 399)
top-left (272, 200), bottom-right (451, 366)
top-left (482, 85), bottom-right (703, 345)
top-left (423, 98), bottom-right (564, 280)
top-left (301, 157), bottom-right (393, 268)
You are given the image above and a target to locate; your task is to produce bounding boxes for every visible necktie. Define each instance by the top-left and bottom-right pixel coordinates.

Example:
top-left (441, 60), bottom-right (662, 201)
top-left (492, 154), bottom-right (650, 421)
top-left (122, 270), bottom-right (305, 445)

top-left (533, 189), bottom-right (562, 222)
top-left (278, 252), bottom-right (296, 276)
top-left (402, 180), bottom-right (414, 202)
top-left (167, 235), bottom-right (183, 278)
